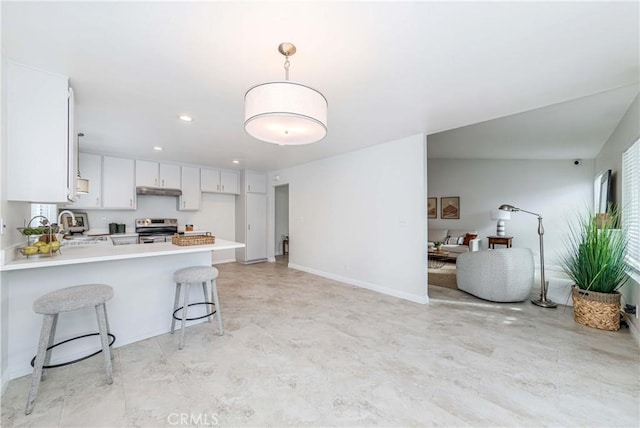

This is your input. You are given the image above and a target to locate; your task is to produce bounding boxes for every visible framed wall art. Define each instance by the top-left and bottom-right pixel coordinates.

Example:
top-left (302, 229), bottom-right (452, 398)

top-left (427, 197), bottom-right (437, 219)
top-left (441, 196), bottom-right (460, 219)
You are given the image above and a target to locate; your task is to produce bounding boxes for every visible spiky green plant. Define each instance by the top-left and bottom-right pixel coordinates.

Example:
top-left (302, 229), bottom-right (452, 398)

top-left (560, 209), bottom-right (629, 293)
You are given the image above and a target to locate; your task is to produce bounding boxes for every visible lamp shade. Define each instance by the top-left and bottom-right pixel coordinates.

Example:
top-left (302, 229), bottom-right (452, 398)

top-left (76, 177), bottom-right (89, 194)
top-left (491, 209), bottom-right (511, 221)
top-left (245, 81), bottom-right (328, 145)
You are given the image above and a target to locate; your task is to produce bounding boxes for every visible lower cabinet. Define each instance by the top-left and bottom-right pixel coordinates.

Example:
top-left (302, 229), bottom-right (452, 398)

top-left (102, 156), bottom-right (135, 209)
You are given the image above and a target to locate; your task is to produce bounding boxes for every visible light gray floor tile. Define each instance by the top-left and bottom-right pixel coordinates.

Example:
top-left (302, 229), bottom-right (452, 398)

top-left (1, 258), bottom-right (638, 427)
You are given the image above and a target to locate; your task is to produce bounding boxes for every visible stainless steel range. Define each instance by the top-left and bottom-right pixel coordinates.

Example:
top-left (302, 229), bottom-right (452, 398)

top-left (135, 218), bottom-right (178, 243)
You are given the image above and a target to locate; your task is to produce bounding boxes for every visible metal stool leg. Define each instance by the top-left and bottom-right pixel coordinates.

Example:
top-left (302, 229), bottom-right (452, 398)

top-left (95, 303), bottom-right (113, 384)
top-left (202, 282), bottom-right (212, 322)
top-left (26, 314), bottom-right (55, 415)
top-left (40, 313), bottom-right (58, 381)
top-left (211, 279), bottom-right (223, 336)
top-left (170, 283), bottom-right (182, 334)
top-left (103, 306), bottom-right (114, 360)
top-left (179, 283), bottom-right (190, 350)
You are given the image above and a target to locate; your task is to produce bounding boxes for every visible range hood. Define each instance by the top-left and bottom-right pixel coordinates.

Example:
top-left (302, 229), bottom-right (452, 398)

top-left (136, 186), bottom-right (182, 197)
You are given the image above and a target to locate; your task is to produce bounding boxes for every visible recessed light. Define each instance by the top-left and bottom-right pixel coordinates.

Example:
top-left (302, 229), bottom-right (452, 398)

top-left (178, 115), bottom-right (193, 122)
top-left (232, 160), bottom-right (240, 164)
top-left (153, 146), bottom-right (163, 151)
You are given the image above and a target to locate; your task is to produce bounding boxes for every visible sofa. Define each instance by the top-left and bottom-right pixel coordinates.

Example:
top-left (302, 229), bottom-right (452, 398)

top-left (456, 248), bottom-right (535, 302)
top-left (428, 228), bottom-right (482, 259)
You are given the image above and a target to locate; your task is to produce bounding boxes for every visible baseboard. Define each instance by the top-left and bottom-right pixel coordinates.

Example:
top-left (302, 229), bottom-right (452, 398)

top-left (288, 263), bottom-right (428, 304)
top-left (212, 258), bottom-right (237, 265)
top-left (621, 294), bottom-right (640, 346)
top-left (1, 370), bottom-right (9, 396)
top-left (267, 257), bottom-right (276, 263)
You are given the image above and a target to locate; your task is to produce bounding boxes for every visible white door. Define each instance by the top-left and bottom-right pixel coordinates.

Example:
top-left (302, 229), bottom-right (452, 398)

top-left (246, 192), bottom-right (267, 261)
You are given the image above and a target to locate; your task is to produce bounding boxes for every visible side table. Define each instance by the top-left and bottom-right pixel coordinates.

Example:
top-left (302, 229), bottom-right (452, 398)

top-left (487, 236), bottom-right (513, 249)
top-left (428, 250), bottom-right (450, 269)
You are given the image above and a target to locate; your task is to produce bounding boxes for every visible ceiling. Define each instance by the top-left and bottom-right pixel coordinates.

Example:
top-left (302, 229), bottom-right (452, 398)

top-left (2, 2), bottom-right (639, 171)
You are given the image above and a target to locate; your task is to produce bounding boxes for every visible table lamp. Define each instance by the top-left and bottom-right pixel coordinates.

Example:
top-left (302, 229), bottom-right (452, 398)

top-left (499, 204), bottom-right (557, 308)
top-left (491, 209), bottom-right (511, 236)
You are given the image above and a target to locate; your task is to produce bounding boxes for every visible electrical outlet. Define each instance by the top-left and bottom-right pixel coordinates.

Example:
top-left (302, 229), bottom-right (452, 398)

top-left (101, 217), bottom-right (107, 224)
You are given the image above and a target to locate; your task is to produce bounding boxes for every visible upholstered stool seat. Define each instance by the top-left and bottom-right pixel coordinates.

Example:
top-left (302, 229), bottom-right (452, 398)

top-left (172, 266), bottom-right (223, 350)
top-left (33, 284), bottom-right (114, 314)
top-left (26, 284), bottom-right (114, 415)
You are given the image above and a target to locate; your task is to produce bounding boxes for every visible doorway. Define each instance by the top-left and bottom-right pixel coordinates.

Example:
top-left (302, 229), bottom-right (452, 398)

top-left (274, 184), bottom-right (289, 265)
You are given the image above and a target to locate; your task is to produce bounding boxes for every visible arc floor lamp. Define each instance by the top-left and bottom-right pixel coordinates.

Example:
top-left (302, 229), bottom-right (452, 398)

top-left (499, 204), bottom-right (557, 308)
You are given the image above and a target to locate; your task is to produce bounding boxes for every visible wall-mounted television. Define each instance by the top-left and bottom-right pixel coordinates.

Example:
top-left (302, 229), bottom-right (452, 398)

top-left (598, 169), bottom-right (613, 214)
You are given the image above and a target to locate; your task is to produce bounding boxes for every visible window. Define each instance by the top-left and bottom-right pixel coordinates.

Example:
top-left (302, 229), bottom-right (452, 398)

top-left (622, 139), bottom-right (640, 272)
top-left (30, 204), bottom-right (57, 225)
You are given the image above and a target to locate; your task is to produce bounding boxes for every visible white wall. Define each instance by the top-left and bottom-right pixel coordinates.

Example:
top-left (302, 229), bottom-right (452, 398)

top-left (274, 184), bottom-right (289, 256)
top-left (83, 193), bottom-right (237, 263)
top-left (428, 158), bottom-right (594, 268)
top-left (595, 94), bottom-right (640, 337)
top-left (267, 134), bottom-right (428, 303)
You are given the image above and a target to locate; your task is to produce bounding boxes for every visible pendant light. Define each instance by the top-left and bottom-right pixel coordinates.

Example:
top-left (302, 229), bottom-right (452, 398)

top-left (76, 133), bottom-right (89, 194)
top-left (244, 43), bottom-right (328, 145)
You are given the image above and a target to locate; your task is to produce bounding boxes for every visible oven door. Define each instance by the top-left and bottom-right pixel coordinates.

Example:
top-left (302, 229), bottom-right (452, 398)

top-left (138, 234), bottom-right (172, 244)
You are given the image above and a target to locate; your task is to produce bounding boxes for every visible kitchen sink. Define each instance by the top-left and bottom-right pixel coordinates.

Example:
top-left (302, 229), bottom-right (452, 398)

top-left (60, 235), bottom-right (111, 246)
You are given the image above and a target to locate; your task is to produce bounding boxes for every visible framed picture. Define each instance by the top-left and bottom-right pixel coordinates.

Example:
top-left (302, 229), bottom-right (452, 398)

top-left (441, 197), bottom-right (460, 219)
top-left (427, 197), bottom-right (437, 219)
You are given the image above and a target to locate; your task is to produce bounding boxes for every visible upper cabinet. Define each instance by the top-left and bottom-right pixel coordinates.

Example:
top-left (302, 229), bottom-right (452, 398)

top-left (64, 152), bottom-right (103, 209)
top-left (245, 171), bottom-right (267, 194)
top-left (5, 61), bottom-right (76, 203)
top-left (135, 160), bottom-right (181, 188)
top-left (178, 166), bottom-right (201, 211)
top-left (103, 156), bottom-right (135, 209)
top-left (201, 168), bottom-right (240, 194)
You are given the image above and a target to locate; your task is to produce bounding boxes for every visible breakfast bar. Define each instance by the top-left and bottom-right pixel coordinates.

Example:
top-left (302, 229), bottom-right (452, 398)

top-left (0, 239), bottom-right (244, 384)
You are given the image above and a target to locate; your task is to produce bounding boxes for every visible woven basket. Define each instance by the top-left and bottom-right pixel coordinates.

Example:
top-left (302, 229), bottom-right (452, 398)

top-left (171, 232), bottom-right (215, 246)
top-left (571, 286), bottom-right (620, 331)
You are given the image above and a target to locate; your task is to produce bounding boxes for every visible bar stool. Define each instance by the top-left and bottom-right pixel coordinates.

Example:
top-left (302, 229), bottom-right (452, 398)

top-left (171, 266), bottom-right (223, 350)
top-left (26, 284), bottom-right (115, 415)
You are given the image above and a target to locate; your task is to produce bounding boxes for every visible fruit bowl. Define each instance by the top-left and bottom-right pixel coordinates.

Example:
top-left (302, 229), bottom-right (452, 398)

top-left (18, 243), bottom-right (60, 258)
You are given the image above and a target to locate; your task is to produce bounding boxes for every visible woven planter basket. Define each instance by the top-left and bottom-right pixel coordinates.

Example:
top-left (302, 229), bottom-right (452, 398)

top-left (571, 286), bottom-right (620, 331)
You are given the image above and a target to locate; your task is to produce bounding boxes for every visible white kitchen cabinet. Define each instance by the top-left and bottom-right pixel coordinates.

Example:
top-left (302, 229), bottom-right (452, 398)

top-left (201, 168), bottom-right (240, 194)
top-left (245, 171), bottom-right (267, 193)
top-left (103, 156), bottom-right (135, 209)
top-left (235, 171), bottom-right (268, 263)
top-left (135, 160), bottom-right (181, 188)
top-left (5, 60), bottom-right (76, 203)
top-left (64, 152), bottom-right (102, 208)
top-left (178, 166), bottom-right (200, 211)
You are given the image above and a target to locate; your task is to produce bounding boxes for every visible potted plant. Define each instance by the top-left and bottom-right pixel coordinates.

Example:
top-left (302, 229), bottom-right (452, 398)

top-left (560, 209), bottom-right (629, 331)
top-left (433, 241), bottom-right (443, 251)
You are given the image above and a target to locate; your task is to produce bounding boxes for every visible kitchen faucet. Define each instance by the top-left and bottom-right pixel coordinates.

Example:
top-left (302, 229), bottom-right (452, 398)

top-left (57, 210), bottom-right (77, 235)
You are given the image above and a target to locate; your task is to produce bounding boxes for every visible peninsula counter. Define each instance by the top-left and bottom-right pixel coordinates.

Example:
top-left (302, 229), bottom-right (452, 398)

top-left (0, 239), bottom-right (245, 387)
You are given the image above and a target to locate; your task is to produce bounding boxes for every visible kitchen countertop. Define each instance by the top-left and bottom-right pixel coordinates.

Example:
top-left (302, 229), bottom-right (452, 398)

top-left (0, 239), bottom-right (245, 271)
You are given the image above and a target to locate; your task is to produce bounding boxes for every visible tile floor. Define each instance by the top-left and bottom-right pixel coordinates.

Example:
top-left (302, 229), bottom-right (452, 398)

top-left (2, 259), bottom-right (639, 427)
